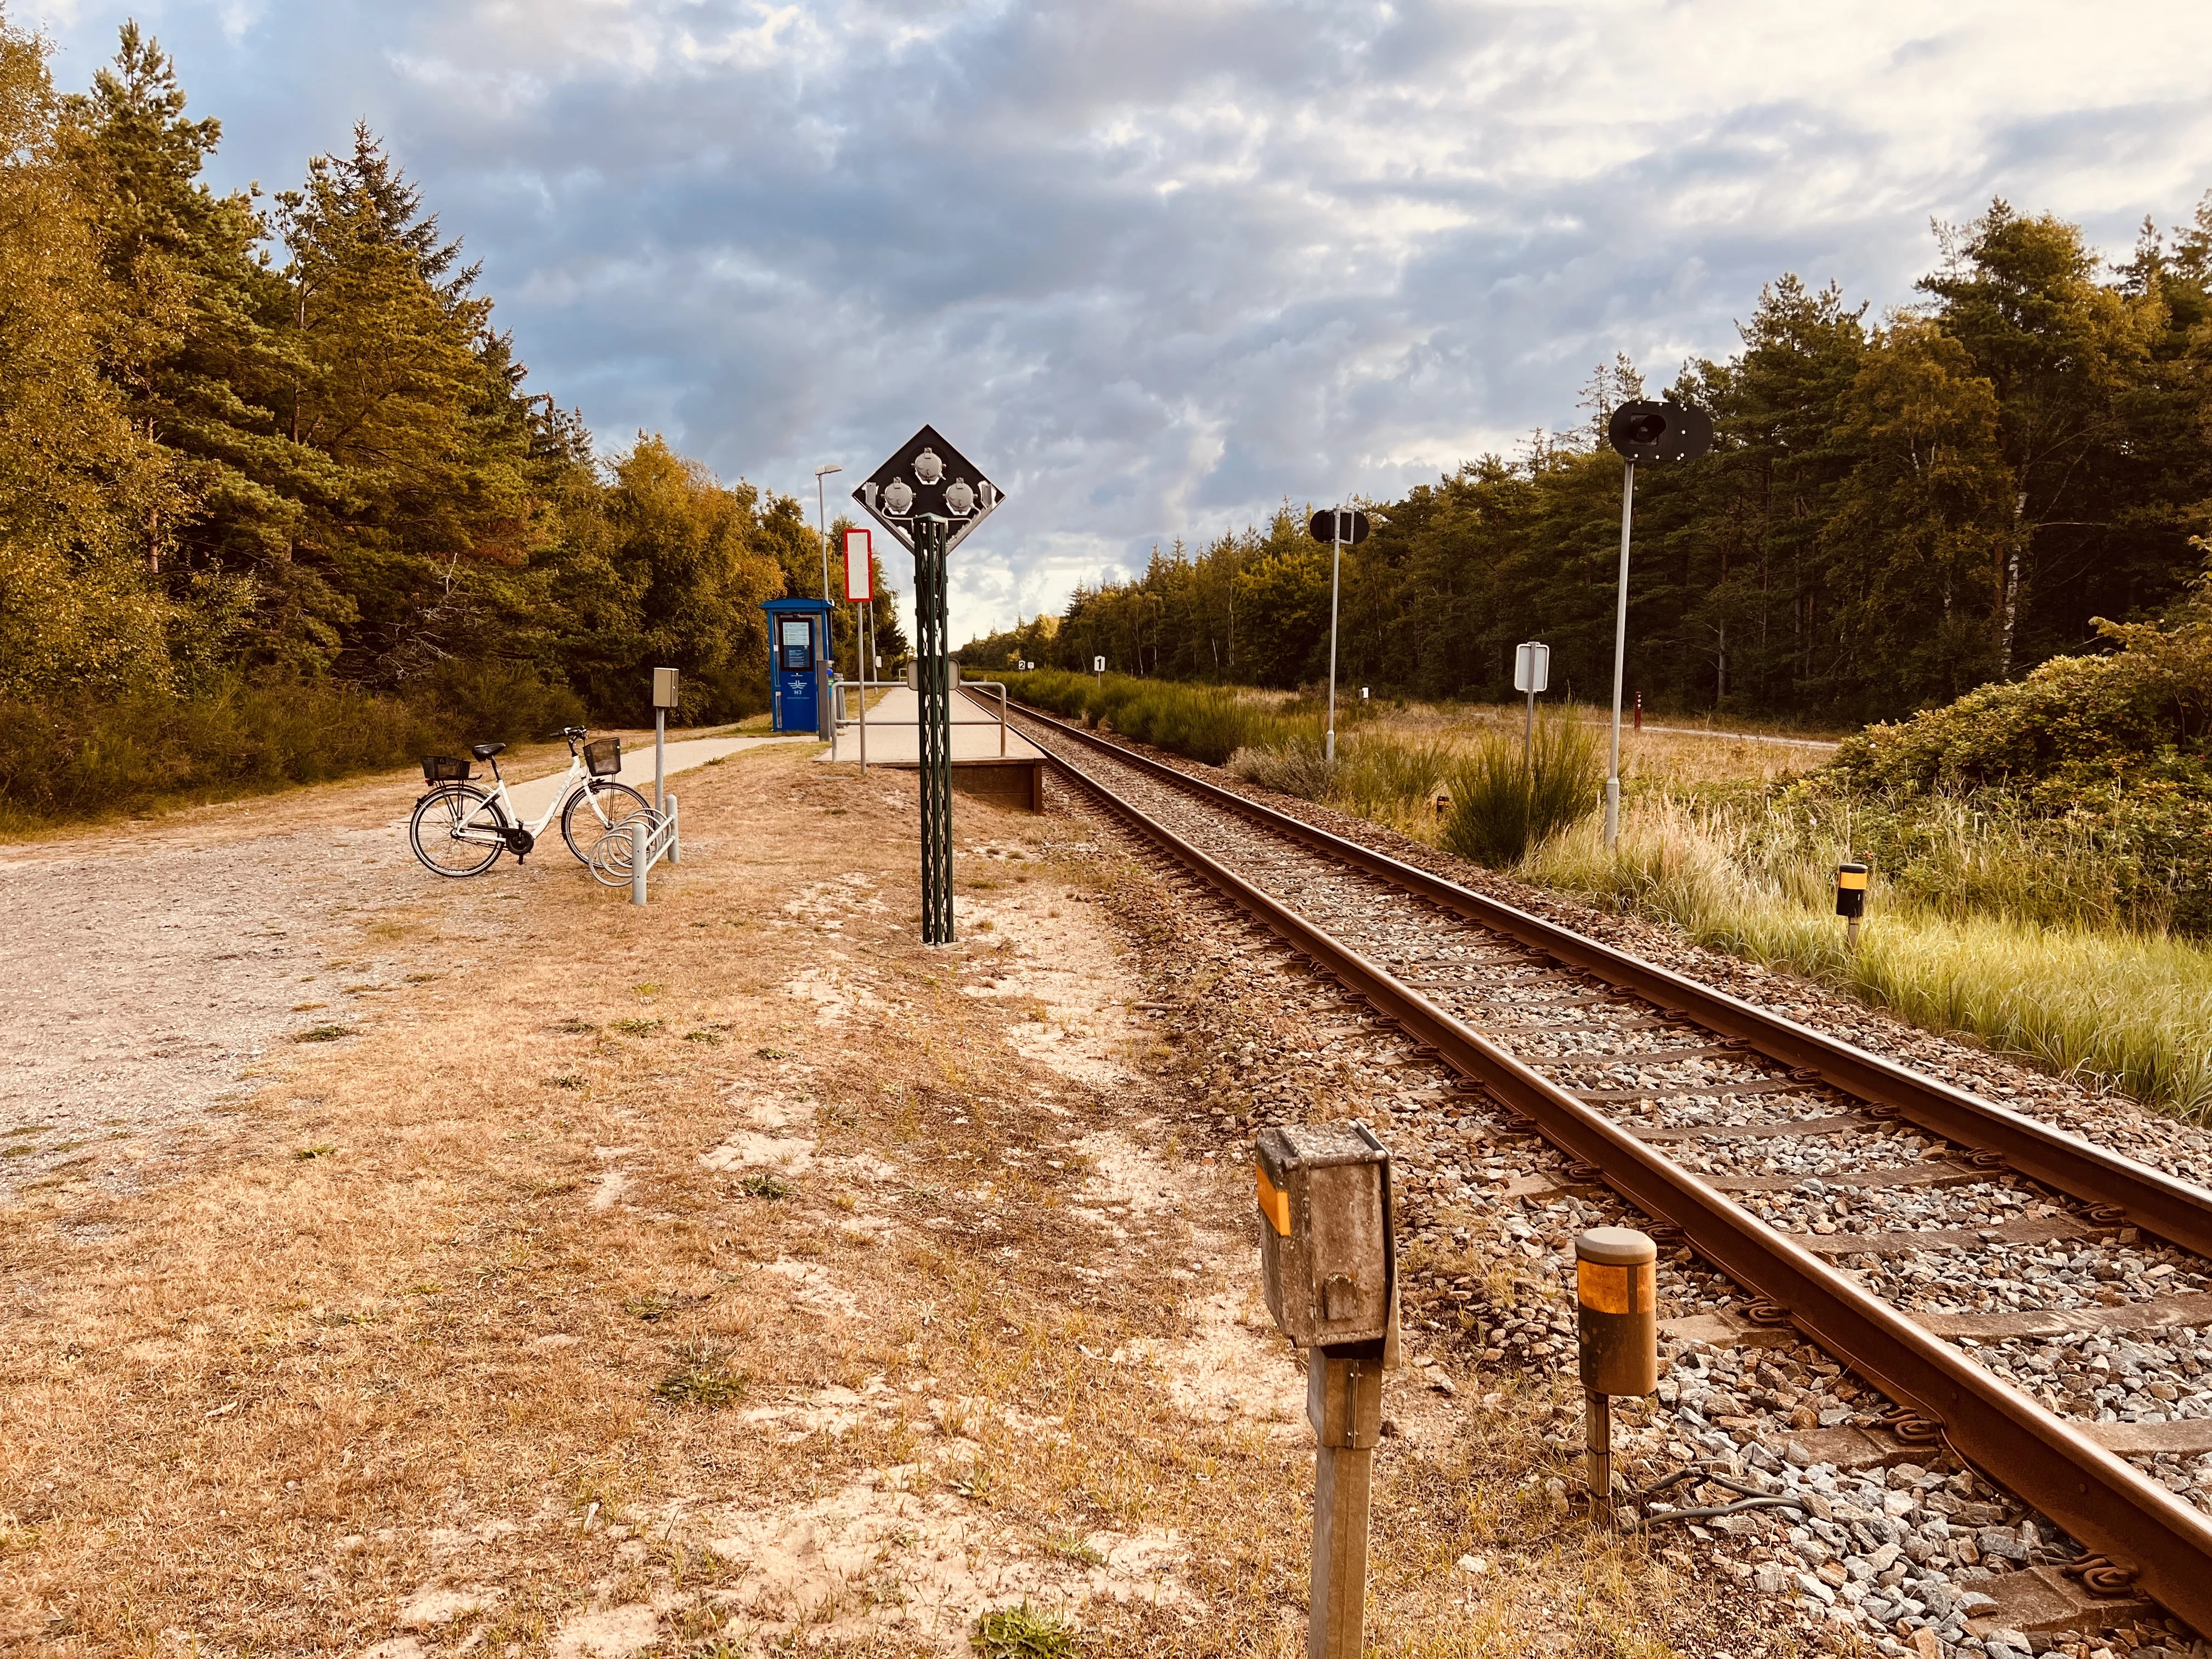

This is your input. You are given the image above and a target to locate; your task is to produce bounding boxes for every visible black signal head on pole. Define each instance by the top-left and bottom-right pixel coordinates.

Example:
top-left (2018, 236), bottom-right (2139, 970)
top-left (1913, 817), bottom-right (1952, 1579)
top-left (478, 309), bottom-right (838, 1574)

top-left (853, 424), bottom-right (1002, 556)
top-left (1606, 400), bottom-right (1713, 464)
top-left (1307, 507), bottom-right (1372, 545)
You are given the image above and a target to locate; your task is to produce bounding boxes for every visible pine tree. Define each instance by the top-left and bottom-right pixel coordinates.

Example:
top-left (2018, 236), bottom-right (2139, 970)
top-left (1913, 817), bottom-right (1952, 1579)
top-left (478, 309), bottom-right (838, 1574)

top-left (0, 16), bottom-right (172, 702)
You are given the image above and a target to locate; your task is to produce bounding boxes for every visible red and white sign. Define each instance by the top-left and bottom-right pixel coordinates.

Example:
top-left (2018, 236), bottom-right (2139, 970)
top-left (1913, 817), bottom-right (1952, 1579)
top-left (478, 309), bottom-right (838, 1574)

top-left (843, 527), bottom-right (872, 602)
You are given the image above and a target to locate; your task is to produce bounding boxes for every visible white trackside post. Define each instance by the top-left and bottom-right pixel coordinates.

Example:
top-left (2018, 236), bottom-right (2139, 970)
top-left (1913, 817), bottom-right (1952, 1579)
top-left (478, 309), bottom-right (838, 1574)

top-left (1325, 514), bottom-right (1343, 764)
top-left (654, 708), bottom-right (665, 815)
top-left (666, 791), bottom-right (680, 865)
top-left (630, 817), bottom-right (648, 906)
top-left (1606, 461), bottom-right (1635, 850)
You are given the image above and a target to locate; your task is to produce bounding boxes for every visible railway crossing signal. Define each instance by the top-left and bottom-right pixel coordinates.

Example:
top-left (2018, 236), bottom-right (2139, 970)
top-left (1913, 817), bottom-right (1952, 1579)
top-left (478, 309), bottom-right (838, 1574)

top-left (853, 426), bottom-right (1005, 946)
top-left (1307, 507), bottom-right (1383, 763)
top-left (1602, 400), bottom-right (1712, 847)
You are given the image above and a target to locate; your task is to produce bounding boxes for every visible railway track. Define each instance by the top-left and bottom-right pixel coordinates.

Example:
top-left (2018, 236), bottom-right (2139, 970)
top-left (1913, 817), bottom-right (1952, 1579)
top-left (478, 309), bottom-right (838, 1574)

top-left (1002, 698), bottom-right (2212, 1641)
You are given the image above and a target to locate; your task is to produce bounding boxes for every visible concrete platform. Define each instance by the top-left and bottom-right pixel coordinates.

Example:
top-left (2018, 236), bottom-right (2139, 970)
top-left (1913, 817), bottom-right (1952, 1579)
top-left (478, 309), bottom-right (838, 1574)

top-left (825, 687), bottom-right (1048, 812)
top-left (826, 686), bottom-right (1047, 764)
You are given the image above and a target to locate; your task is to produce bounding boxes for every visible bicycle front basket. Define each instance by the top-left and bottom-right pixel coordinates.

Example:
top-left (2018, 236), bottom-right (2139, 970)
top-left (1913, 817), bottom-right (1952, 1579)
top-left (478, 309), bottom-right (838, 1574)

top-left (422, 754), bottom-right (473, 783)
top-left (583, 737), bottom-right (623, 778)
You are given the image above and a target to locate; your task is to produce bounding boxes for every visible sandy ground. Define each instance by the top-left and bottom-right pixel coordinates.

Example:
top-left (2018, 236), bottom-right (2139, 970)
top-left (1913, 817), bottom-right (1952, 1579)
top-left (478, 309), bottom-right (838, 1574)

top-left (0, 739), bottom-right (799, 1194)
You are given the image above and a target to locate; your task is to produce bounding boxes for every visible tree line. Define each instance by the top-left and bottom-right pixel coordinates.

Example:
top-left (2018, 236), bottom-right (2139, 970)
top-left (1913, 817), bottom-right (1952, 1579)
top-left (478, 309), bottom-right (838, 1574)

top-left (965, 204), bottom-right (2212, 725)
top-left (1, 13), bottom-right (893, 815)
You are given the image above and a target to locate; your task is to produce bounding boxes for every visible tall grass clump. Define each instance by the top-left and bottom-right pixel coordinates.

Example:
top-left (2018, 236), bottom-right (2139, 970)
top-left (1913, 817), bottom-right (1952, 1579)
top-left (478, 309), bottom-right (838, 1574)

top-left (1440, 716), bottom-right (1605, 866)
top-left (1336, 733), bottom-right (1454, 820)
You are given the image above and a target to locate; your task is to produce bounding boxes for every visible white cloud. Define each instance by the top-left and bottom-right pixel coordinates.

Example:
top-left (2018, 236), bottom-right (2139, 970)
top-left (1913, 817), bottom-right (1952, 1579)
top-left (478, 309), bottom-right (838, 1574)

top-left (29, 0), bottom-right (2212, 648)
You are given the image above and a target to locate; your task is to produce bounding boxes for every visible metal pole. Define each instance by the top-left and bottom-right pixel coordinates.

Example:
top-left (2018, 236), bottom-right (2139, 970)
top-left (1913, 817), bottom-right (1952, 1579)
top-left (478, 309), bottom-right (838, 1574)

top-left (859, 601), bottom-right (871, 774)
top-left (1524, 686), bottom-right (1536, 778)
top-left (666, 792), bottom-right (679, 865)
top-left (629, 817), bottom-right (648, 907)
top-left (1585, 1387), bottom-right (1614, 1518)
top-left (654, 707), bottom-right (665, 815)
top-left (916, 516), bottom-right (954, 946)
top-left (814, 465), bottom-right (841, 603)
top-left (1606, 460), bottom-right (1635, 849)
top-left (1325, 515), bottom-right (1343, 764)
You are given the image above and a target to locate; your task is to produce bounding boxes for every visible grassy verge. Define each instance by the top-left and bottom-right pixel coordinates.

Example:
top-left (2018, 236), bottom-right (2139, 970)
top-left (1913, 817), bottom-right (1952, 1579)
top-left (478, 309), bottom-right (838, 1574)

top-left (1522, 802), bottom-right (2212, 1119)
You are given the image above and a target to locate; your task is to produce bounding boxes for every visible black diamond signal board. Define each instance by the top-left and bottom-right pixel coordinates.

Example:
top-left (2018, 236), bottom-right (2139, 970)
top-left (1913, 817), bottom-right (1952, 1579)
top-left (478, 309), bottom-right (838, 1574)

top-left (852, 424), bottom-right (1003, 555)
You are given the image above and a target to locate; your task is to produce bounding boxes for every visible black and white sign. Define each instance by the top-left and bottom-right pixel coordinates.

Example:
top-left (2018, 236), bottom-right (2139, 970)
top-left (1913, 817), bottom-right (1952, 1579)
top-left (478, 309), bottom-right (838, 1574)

top-left (1606, 400), bottom-right (1713, 464)
top-left (1308, 508), bottom-right (1372, 545)
top-left (1514, 641), bottom-right (1550, 695)
top-left (852, 424), bottom-right (1003, 555)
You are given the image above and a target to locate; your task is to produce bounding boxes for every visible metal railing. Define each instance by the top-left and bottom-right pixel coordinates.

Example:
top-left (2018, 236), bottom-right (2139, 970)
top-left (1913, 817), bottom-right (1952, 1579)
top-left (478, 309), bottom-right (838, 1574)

top-left (830, 677), bottom-right (1010, 765)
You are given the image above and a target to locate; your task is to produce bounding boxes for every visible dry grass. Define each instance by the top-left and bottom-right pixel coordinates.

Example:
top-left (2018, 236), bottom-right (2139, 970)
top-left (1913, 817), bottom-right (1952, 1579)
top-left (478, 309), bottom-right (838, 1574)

top-left (1, 745), bottom-right (1791, 1657)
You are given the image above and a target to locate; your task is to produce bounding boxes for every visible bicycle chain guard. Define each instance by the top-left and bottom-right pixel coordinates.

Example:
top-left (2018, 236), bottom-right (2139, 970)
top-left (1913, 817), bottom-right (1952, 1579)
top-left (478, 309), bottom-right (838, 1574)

top-left (504, 826), bottom-right (536, 860)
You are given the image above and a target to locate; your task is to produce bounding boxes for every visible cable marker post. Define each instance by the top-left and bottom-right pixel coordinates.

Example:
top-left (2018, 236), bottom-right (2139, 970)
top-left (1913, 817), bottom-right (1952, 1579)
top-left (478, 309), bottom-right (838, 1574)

top-left (1255, 1122), bottom-right (1398, 1659)
top-left (1836, 860), bottom-right (1869, 953)
top-left (1575, 1227), bottom-right (1657, 1521)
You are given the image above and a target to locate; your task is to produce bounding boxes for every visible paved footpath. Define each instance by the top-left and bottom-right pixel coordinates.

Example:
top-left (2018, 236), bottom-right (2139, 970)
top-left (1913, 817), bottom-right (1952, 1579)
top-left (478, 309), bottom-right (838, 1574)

top-left (0, 732), bottom-right (809, 1194)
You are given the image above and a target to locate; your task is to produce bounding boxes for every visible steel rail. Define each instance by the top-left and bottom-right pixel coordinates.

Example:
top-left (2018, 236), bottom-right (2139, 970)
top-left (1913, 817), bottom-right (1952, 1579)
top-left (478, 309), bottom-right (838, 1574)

top-left (1010, 702), bottom-right (2212, 1262)
top-left (1035, 722), bottom-right (2212, 1632)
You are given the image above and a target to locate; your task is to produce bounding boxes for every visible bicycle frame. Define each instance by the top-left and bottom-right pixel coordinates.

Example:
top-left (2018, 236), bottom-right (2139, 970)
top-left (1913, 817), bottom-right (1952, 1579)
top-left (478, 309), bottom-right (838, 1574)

top-left (476, 750), bottom-right (589, 838)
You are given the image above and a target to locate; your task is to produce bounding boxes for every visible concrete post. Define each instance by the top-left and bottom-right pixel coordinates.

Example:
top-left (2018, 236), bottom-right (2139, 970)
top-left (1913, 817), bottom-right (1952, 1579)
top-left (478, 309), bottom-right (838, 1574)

top-left (665, 792), bottom-right (680, 866)
top-left (630, 817), bottom-right (648, 907)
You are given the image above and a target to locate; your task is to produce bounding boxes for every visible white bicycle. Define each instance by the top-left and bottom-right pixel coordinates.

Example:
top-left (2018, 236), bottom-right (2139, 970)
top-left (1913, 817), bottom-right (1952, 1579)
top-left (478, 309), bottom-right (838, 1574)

top-left (409, 727), bottom-right (651, 878)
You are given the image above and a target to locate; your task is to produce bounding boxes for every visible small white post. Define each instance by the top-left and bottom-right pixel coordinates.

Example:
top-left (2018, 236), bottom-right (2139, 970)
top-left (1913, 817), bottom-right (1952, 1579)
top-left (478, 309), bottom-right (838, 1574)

top-left (654, 707), bottom-right (665, 815)
top-left (1606, 461), bottom-right (1636, 849)
top-left (630, 817), bottom-right (648, 906)
top-left (666, 792), bottom-right (680, 865)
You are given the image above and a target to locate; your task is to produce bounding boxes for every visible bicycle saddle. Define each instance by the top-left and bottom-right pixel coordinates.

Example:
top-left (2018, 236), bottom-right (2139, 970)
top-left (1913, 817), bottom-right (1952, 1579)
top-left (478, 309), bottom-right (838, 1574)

top-left (470, 742), bottom-right (507, 760)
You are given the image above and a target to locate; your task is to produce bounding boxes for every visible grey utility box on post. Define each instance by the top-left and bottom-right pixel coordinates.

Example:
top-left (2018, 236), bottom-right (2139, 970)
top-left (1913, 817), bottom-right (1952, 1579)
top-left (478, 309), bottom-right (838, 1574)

top-left (652, 667), bottom-right (680, 710)
top-left (1256, 1124), bottom-right (1396, 1349)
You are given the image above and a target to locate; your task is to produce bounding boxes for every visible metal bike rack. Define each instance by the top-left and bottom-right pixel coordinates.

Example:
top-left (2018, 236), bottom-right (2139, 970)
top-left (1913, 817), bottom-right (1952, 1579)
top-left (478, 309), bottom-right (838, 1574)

top-left (590, 791), bottom-right (680, 904)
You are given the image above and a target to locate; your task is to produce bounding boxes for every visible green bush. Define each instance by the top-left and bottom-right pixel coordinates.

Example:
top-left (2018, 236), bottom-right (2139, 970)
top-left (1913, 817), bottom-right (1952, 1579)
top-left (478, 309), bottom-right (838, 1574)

top-left (0, 661), bottom-right (588, 828)
top-left (1003, 669), bottom-right (1302, 765)
top-left (1441, 716), bottom-right (1604, 867)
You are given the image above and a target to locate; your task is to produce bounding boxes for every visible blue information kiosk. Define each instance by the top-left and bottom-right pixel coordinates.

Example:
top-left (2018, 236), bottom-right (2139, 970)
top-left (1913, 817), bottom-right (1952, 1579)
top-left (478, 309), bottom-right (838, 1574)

top-left (761, 596), bottom-right (834, 736)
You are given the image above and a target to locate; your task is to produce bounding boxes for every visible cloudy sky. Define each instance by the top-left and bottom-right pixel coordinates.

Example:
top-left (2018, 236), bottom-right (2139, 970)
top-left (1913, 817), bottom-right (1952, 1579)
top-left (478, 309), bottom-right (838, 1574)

top-left (25, 0), bottom-right (2212, 640)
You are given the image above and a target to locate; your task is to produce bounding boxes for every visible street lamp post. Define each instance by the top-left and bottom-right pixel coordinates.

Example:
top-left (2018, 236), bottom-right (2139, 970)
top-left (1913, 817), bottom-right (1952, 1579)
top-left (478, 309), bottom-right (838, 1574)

top-left (814, 464), bottom-right (843, 603)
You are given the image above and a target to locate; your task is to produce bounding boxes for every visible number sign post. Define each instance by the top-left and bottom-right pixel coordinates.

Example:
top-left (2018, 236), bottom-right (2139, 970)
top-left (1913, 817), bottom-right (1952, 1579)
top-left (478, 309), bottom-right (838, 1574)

top-left (852, 426), bottom-right (1003, 946)
top-left (1602, 402), bottom-right (1712, 847)
top-left (1513, 642), bottom-right (1549, 776)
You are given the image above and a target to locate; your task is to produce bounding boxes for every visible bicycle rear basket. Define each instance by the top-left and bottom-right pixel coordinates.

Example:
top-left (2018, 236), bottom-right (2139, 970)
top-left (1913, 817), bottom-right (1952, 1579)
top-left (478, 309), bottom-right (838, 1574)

top-left (422, 754), bottom-right (473, 783)
top-left (583, 737), bottom-right (623, 778)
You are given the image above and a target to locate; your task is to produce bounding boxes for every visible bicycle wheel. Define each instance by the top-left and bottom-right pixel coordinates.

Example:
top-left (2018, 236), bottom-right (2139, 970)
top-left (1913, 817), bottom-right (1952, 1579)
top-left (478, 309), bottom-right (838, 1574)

top-left (561, 780), bottom-right (651, 864)
top-left (410, 784), bottom-right (507, 878)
